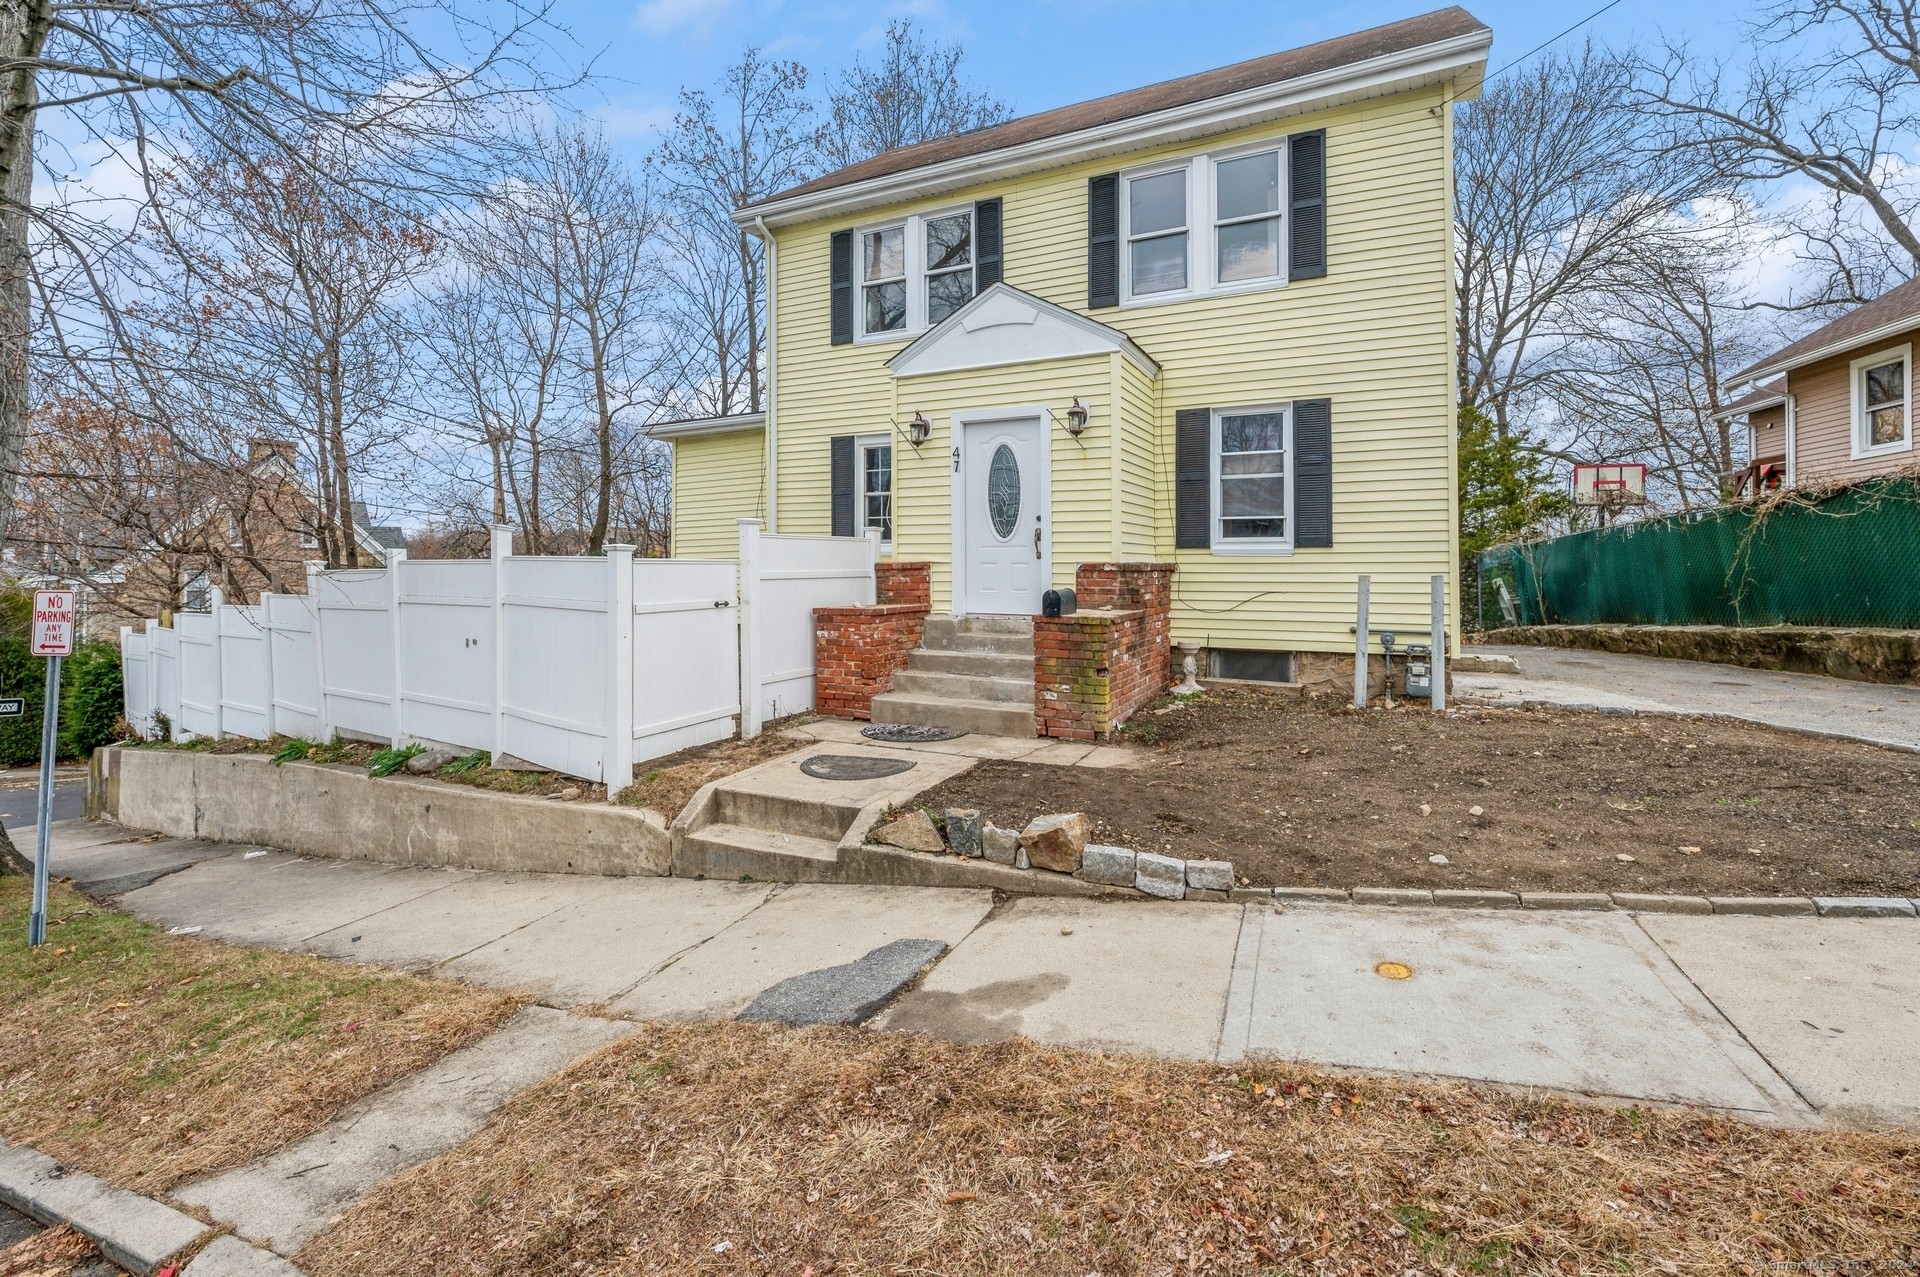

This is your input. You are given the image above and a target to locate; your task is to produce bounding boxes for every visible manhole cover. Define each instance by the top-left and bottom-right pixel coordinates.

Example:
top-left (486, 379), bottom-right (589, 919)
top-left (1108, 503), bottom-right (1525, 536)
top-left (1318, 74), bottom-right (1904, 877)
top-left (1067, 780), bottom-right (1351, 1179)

top-left (1373, 961), bottom-right (1414, 981)
top-left (799, 754), bottom-right (918, 781)
top-left (861, 723), bottom-right (967, 743)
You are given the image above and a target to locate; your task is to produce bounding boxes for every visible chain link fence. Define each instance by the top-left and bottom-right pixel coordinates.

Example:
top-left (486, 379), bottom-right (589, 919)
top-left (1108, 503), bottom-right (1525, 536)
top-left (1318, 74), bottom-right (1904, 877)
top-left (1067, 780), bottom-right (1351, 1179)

top-left (1477, 475), bottom-right (1920, 630)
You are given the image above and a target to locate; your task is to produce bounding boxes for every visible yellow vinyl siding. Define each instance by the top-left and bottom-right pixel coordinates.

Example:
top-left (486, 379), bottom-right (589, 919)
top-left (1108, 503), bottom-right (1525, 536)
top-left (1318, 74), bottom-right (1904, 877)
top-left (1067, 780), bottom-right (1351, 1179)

top-left (768, 83), bottom-right (1460, 650)
top-left (669, 429), bottom-right (766, 559)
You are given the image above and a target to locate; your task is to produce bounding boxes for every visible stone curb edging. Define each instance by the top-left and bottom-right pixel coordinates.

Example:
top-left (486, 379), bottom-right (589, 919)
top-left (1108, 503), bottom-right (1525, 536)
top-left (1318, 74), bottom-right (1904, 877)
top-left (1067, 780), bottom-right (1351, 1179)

top-left (1232, 887), bottom-right (1920, 917)
top-left (0, 1137), bottom-right (301, 1276)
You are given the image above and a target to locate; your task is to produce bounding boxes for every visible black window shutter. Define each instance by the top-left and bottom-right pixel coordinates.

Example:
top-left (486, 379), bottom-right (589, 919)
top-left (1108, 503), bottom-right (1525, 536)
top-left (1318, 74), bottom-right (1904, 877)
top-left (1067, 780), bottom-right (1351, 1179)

top-left (1175, 408), bottom-right (1211, 549)
top-left (975, 198), bottom-right (1003, 290)
top-left (830, 435), bottom-right (856, 536)
top-left (1087, 174), bottom-right (1119, 308)
top-left (829, 231), bottom-right (854, 345)
top-left (1289, 130), bottom-right (1327, 281)
top-left (1293, 398), bottom-right (1332, 547)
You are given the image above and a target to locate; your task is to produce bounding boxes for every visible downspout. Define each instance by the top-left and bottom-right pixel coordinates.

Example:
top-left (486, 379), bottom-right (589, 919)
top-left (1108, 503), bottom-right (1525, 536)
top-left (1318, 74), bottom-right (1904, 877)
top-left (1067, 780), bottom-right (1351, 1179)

top-left (1784, 390), bottom-right (1797, 487)
top-left (752, 215), bottom-right (778, 532)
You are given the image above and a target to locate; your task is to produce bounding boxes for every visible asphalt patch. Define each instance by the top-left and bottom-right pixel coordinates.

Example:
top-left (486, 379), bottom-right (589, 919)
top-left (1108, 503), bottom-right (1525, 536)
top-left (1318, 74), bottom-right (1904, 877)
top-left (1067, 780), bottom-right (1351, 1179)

top-left (738, 937), bottom-right (949, 1027)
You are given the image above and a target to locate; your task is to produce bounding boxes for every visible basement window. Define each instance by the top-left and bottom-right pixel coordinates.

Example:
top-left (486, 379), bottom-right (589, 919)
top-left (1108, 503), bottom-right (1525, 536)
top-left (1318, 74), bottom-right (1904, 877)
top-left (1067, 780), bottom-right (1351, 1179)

top-left (1208, 649), bottom-right (1294, 683)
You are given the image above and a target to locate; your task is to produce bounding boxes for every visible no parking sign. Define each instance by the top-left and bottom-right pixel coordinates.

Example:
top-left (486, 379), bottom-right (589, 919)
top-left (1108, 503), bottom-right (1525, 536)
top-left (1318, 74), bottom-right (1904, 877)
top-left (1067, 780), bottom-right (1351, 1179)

top-left (30, 589), bottom-right (75, 657)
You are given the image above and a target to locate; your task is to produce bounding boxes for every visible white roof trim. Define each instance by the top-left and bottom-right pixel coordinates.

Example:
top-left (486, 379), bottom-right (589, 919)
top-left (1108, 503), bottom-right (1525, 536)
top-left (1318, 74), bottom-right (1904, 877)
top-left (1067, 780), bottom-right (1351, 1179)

top-left (1743, 314), bottom-right (1920, 384)
top-left (886, 284), bottom-right (1160, 380)
top-left (737, 31), bottom-right (1490, 230)
top-left (1708, 393), bottom-right (1786, 423)
top-left (648, 411), bottom-right (767, 440)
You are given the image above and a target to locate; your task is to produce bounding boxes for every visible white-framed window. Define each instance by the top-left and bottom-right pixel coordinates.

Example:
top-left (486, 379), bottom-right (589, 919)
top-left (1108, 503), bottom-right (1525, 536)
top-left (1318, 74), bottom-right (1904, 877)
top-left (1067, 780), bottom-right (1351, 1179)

top-left (855, 207), bottom-right (975, 341)
top-left (1120, 138), bottom-right (1289, 306)
top-left (1851, 344), bottom-right (1912, 458)
top-left (1211, 403), bottom-right (1291, 553)
top-left (855, 433), bottom-right (893, 547)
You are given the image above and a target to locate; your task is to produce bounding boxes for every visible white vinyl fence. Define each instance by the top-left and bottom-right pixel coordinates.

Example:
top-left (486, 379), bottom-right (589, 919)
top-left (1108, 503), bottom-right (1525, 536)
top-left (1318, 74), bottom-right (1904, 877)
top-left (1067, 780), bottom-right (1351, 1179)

top-left (121, 523), bottom-right (874, 794)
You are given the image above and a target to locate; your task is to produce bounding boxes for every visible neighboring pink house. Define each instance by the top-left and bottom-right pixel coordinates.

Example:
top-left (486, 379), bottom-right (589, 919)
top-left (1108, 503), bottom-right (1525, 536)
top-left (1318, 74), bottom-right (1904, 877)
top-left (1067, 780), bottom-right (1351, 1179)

top-left (1718, 277), bottom-right (1920, 497)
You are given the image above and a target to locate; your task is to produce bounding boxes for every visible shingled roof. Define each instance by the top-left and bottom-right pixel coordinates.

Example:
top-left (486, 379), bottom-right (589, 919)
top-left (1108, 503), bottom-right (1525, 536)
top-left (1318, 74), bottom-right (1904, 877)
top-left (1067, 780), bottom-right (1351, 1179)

top-left (1738, 275), bottom-right (1920, 382)
top-left (746, 7), bottom-right (1490, 213)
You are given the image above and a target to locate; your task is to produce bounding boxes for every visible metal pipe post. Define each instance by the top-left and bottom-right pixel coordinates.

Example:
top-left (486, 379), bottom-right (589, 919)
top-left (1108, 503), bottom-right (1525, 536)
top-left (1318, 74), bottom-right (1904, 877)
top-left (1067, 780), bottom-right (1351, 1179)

top-left (1430, 574), bottom-right (1447, 713)
top-left (1352, 576), bottom-right (1371, 709)
top-left (28, 655), bottom-right (60, 947)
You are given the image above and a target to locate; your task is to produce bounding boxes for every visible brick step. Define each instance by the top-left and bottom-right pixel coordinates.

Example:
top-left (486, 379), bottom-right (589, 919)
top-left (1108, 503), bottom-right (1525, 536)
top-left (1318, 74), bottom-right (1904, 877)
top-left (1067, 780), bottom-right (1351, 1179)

top-left (870, 691), bottom-right (1036, 738)
top-left (904, 648), bottom-right (1033, 679)
top-left (888, 669), bottom-right (1033, 704)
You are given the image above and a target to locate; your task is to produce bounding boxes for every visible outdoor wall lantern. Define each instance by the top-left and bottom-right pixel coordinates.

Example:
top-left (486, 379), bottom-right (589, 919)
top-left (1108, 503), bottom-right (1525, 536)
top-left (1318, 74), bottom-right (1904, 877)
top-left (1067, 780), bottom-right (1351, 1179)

top-left (1065, 398), bottom-right (1090, 435)
top-left (906, 412), bottom-right (932, 447)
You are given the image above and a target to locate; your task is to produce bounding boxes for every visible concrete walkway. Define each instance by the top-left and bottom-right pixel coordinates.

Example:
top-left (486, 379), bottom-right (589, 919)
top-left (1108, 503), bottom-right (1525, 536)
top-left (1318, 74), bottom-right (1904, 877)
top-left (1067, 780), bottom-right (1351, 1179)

top-left (1460, 644), bottom-right (1920, 751)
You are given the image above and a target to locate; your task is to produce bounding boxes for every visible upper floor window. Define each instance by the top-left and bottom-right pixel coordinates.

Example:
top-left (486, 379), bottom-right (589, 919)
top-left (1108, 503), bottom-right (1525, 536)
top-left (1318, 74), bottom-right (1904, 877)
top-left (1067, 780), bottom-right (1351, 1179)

top-left (856, 207), bottom-right (975, 340)
top-left (1121, 141), bottom-right (1287, 305)
top-left (1852, 344), bottom-right (1912, 458)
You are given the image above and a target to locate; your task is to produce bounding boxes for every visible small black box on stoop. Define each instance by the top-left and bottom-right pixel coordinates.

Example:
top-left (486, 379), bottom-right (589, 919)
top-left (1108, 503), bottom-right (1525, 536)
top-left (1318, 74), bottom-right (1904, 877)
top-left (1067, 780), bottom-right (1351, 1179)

top-left (1040, 588), bottom-right (1078, 618)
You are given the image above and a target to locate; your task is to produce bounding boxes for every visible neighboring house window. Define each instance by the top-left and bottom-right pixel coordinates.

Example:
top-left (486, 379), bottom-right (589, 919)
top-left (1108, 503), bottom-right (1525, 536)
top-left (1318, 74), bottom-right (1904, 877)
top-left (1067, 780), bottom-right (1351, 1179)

top-left (856, 207), bottom-right (975, 340)
top-left (182, 570), bottom-right (210, 611)
top-left (1126, 168), bottom-right (1188, 296)
top-left (1121, 139), bottom-right (1289, 304)
top-left (1852, 344), bottom-right (1911, 457)
top-left (855, 433), bottom-right (893, 547)
top-left (1212, 404), bottom-right (1291, 552)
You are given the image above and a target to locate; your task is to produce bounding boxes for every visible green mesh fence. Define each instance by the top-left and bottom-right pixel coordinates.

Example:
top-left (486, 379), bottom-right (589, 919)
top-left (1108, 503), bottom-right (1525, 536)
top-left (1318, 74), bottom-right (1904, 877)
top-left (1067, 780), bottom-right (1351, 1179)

top-left (1477, 476), bottom-right (1920, 630)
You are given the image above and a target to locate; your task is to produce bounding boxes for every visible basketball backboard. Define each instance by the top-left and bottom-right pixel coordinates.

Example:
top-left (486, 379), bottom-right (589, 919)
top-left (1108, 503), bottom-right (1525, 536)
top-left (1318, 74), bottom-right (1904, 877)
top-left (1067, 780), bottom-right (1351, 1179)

top-left (1572, 463), bottom-right (1648, 507)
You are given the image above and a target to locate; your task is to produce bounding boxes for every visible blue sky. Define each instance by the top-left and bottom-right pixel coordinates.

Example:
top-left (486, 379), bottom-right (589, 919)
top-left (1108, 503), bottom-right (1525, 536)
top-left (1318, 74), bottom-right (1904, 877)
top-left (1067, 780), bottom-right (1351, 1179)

top-left (556, 0), bottom-right (1753, 163)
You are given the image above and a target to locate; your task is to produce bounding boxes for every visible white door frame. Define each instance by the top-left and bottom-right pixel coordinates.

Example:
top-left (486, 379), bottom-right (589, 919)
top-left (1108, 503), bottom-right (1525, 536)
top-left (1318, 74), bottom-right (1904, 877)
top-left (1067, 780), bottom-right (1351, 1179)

top-left (950, 405), bottom-right (1052, 617)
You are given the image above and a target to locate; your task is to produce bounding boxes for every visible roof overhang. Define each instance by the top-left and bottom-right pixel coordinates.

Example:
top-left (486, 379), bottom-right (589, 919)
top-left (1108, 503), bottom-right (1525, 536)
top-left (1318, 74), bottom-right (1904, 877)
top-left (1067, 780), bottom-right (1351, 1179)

top-left (886, 283), bottom-right (1160, 380)
top-left (647, 412), bottom-right (767, 440)
top-left (736, 30), bottom-right (1490, 232)
top-left (1709, 393), bottom-right (1786, 423)
top-left (1738, 316), bottom-right (1920, 384)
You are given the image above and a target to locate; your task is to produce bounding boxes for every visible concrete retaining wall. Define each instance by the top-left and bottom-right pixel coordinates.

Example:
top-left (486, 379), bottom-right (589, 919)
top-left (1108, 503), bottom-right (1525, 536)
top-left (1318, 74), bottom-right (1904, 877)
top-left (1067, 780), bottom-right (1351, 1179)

top-left (89, 747), bottom-right (672, 876)
top-left (1482, 624), bottom-right (1920, 685)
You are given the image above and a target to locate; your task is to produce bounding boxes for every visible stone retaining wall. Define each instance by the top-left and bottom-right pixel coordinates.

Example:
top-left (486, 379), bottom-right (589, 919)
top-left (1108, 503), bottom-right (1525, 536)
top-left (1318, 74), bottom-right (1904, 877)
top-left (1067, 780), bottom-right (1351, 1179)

top-left (1482, 623), bottom-right (1920, 684)
top-left (1034, 563), bottom-right (1175, 741)
top-left (813, 561), bottom-right (933, 720)
top-left (87, 746), bottom-right (672, 875)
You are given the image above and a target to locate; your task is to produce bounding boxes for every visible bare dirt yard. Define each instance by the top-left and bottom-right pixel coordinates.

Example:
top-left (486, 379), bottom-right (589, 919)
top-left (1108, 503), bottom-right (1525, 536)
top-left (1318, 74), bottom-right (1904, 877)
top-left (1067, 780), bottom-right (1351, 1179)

top-left (916, 688), bottom-right (1920, 896)
top-left (297, 1018), bottom-right (1920, 1276)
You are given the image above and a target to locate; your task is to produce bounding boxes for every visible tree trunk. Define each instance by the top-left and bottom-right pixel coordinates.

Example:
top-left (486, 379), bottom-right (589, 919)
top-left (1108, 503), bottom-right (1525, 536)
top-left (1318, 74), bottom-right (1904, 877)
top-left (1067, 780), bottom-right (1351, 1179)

top-left (325, 341), bottom-right (360, 568)
top-left (0, 821), bottom-right (29, 875)
top-left (0, 0), bottom-right (45, 552)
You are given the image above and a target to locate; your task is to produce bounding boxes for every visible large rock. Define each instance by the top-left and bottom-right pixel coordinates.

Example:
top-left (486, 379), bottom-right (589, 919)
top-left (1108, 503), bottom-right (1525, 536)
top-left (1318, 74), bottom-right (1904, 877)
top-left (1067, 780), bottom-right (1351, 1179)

top-left (405, 748), bottom-right (462, 775)
top-left (1080, 843), bottom-right (1136, 887)
top-left (1135, 851), bottom-right (1186, 900)
top-left (1185, 859), bottom-right (1234, 892)
top-left (874, 809), bottom-right (944, 853)
top-left (1019, 812), bottom-right (1089, 874)
top-left (944, 809), bottom-right (984, 857)
top-left (982, 824), bottom-right (1021, 865)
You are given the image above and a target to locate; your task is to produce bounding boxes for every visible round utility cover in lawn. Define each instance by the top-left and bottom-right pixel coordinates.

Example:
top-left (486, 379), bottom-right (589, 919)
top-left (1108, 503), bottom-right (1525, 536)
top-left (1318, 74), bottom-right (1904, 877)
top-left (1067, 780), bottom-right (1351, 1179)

top-left (800, 754), bottom-right (918, 781)
top-left (861, 724), bottom-right (967, 743)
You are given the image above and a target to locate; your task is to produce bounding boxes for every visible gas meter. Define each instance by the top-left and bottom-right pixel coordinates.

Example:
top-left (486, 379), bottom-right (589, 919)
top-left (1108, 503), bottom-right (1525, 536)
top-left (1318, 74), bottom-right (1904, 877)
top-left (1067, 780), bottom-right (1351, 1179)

top-left (1403, 644), bottom-right (1433, 699)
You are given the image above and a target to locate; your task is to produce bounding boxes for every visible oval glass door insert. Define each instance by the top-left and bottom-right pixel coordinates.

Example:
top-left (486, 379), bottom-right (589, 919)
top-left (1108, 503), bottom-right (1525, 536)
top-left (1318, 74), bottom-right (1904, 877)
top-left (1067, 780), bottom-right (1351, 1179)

top-left (987, 444), bottom-right (1021, 539)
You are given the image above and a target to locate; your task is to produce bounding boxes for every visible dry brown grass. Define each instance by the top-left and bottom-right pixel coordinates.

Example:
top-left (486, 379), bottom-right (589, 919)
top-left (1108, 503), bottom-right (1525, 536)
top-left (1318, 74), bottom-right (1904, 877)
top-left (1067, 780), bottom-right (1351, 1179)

top-left (616, 716), bottom-right (814, 820)
top-left (0, 879), bottom-right (522, 1193)
top-left (300, 1019), bottom-right (1920, 1276)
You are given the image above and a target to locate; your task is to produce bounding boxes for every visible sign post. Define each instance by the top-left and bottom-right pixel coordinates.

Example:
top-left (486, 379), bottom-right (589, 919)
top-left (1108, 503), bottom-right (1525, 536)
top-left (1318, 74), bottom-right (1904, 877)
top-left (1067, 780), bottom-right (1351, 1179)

top-left (27, 589), bottom-right (74, 949)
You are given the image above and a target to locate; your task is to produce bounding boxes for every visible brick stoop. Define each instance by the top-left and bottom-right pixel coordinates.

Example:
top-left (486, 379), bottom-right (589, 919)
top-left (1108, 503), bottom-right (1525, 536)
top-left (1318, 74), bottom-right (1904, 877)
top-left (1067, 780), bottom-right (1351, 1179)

top-left (871, 615), bottom-right (1038, 737)
top-left (1034, 562), bottom-right (1175, 741)
top-left (814, 562), bottom-right (932, 720)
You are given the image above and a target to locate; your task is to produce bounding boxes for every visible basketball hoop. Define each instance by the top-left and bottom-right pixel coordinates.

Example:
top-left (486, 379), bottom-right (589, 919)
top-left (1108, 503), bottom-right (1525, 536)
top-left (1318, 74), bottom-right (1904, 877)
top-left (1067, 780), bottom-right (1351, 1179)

top-left (1572, 463), bottom-right (1647, 527)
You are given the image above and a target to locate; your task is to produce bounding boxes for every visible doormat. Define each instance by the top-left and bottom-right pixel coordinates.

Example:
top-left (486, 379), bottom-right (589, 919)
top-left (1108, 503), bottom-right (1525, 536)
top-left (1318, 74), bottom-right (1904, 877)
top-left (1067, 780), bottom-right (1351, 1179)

top-left (860, 724), bottom-right (967, 743)
top-left (799, 754), bottom-right (918, 781)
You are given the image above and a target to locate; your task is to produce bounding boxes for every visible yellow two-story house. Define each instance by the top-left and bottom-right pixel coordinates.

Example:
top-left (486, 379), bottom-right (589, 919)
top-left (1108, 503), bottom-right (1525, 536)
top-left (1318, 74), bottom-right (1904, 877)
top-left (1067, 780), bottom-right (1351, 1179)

top-left (661, 7), bottom-right (1487, 711)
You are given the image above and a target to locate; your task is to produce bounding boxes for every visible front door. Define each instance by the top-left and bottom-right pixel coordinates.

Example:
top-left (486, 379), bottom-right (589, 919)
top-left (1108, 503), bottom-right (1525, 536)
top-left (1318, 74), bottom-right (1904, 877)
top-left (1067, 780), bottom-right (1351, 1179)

top-left (959, 415), bottom-right (1048, 615)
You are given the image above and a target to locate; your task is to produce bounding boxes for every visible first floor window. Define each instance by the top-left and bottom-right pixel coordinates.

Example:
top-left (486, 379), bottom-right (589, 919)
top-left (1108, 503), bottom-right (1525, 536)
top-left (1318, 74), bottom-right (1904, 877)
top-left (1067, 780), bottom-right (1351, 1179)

top-left (1856, 346), bottom-right (1910, 452)
top-left (1213, 406), bottom-right (1288, 545)
top-left (856, 434), bottom-right (893, 546)
top-left (862, 225), bottom-right (907, 333)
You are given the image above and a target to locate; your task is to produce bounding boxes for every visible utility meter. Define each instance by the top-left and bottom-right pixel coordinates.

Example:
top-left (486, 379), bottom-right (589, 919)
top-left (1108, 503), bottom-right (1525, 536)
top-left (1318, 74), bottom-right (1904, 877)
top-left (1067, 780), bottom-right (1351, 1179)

top-left (1403, 644), bottom-right (1433, 698)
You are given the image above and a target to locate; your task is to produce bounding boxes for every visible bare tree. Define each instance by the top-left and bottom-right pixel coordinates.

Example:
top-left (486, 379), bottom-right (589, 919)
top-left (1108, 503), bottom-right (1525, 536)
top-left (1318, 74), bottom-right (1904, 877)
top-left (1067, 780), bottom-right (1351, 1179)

top-left (656, 50), bottom-right (818, 416)
top-left (3, 0), bottom-right (568, 550)
top-left (819, 19), bottom-right (1012, 168)
top-left (1638, 0), bottom-right (1920, 307)
top-left (1457, 46), bottom-right (1724, 438)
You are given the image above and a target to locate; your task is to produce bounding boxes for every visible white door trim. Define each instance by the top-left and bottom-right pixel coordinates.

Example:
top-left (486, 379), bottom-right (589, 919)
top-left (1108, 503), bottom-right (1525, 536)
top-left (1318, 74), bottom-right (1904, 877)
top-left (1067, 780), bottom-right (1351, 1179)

top-left (950, 406), bottom-right (1052, 617)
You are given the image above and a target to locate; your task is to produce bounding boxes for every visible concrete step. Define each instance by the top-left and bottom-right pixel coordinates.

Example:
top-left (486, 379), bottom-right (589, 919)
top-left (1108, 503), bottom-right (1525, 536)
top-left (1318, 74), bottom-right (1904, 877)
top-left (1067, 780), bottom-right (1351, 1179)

top-left (870, 691), bottom-right (1036, 738)
top-left (920, 614), bottom-right (1035, 655)
top-left (677, 822), bottom-right (843, 882)
top-left (889, 669), bottom-right (1034, 704)
top-left (905, 648), bottom-right (1032, 679)
top-left (710, 785), bottom-right (865, 843)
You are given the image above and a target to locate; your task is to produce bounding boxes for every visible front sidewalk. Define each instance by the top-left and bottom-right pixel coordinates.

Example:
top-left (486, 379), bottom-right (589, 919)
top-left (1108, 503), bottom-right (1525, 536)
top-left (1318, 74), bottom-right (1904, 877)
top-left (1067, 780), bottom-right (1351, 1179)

top-left (42, 819), bottom-right (1919, 1132)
